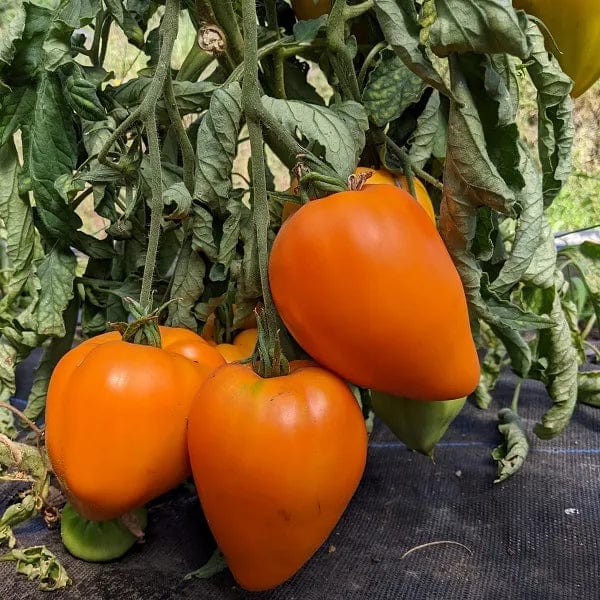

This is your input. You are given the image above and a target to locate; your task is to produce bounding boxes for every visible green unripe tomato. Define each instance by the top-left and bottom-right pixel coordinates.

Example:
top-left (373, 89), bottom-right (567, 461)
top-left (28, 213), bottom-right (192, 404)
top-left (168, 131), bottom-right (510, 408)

top-left (60, 502), bottom-right (148, 562)
top-left (371, 393), bottom-right (466, 458)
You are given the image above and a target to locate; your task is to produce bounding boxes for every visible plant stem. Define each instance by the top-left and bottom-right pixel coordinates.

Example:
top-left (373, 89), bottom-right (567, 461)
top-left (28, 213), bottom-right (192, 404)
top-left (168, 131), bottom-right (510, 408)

top-left (164, 69), bottom-right (195, 193)
top-left (358, 41), bottom-right (387, 89)
top-left (98, 0), bottom-right (181, 171)
top-left (266, 0), bottom-right (286, 99)
top-left (344, 0), bottom-right (374, 20)
top-left (241, 0), bottom-right (288, 376)
top-left (90, 8), bottom-right (105, 67)
top-left (210, 0), bottom-right (245, 65)
top-left (326, 0), bottom-right (361, 101)
top-left (384, 134), bottom-right (444, 191)
top-left (511, 379), bottom-right (523, 413)
top-left (0, 402), bottom-right (43, 438)
top-left (140, 110), bottom-right (164, 309)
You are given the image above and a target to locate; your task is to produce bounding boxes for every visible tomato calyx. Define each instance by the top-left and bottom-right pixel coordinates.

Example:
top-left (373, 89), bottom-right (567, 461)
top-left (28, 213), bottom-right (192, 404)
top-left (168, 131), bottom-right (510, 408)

top-left (291, 159), bottom-right (347, 202)
top-left (348, 170), bottom-right (372, 191)
top-left (252, 306), bottom-right (290, 378)
top-left (111, 297), bottom-right (180, 348)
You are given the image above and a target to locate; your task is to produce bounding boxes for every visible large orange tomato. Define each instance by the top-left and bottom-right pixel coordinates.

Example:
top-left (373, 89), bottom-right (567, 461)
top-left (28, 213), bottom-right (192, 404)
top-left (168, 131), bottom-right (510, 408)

top-left (269, 184), bottom-right (479, 401)
top-left (46, 327), bottom-right (226, 521)
top-left (187, 361), bottom-right (367, 591)
top-left (215, 328), bottom-right (258, 362)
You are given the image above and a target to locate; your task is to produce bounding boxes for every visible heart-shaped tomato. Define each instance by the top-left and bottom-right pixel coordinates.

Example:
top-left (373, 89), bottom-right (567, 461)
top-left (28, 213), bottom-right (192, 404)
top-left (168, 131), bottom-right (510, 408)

top-left (187, 361), bottom-right (367, 591)
top-left (269, 184), bottom-right (479, 400)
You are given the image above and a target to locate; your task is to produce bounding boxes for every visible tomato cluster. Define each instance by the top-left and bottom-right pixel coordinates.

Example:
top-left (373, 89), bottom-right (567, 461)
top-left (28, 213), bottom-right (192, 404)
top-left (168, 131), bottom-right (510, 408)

top-left (45, 166), bottom-right (477, 590)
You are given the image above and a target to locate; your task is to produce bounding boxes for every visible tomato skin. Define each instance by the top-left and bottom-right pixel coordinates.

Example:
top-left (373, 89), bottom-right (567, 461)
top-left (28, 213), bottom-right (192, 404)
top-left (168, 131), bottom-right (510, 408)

top-left (513, 0), bottom-right (600, 97)
top-left (215, 328), bottom-right (258, 362)
top-left (46, 327), bottom-right (226, 521)
top-left (187, 361), bottom-right (367, 591)
top-left (290, 0), bottom-right (331, 20)
top-left (269, 184), bottom-right (479, 401)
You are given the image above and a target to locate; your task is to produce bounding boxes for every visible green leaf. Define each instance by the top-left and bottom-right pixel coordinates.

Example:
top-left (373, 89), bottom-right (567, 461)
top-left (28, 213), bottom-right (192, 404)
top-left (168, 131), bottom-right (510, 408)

top-left (209, 200), bottom-right (247, 282)
top-left (262, 96), bottom-right (368, 180)
top-left (167, 241), bottom-right (205, 330)
top-left (489, 323), bottom-right (531, 379)
top-left (429, 0), bottom-right (529, 59)
top-left (408, 91), bottom-right (446, 168)
top-left (283, 59), bottom-right (324, 105)
top-left (192, 205), bottom-right (218, 261)
top-left (474, 326), bottom-right (507, 409)
top-left (42, 0), bottom-right (102, 70)
top-left (81, 116), bottom-right (116, 158)
top-left (64, 73), bottom-right (106, 121)
top-left (193, 82), bottom-right (243, 217)
top-left (0, 87), bottom-right (36, 147)
top-left (163, 182), bottom-right (193, 221)
top-left (0, 1), bottom-right (26, 65)
top-left (373, 0), bottom-right (449, 96)
top-left (108, 78), bottom-right (218, 115)
top-left (0, 327), bottom-right (42, 404)
top-left (293, 15), bottom-right (327, 42)
top-left (29, 73), bottom-right (82, 241)
top-left (24, 296), bottom-right (78, 421)
top-left (525, 21), bottom-right (574, 206)
top-left (35, 246), bottom-right (77, 337)
top-left (362, 48), bottom-right (426, 127)
top-left (105, 0), bottom-right (144, 47)
top-left (578, 371), bottom-right (600, 408)
top-left (0, 546), bottom-right (71, 591)
top-left (489, 143), bottom-right (544, 295)
top-left (0, 139), bottom-right (37, 306)
top-left (560, 242), bottom-right (600, 327)
top-left (184, 548), bottom-right (228, 581)
top-left (533, 284), bottom-right (579, 439)
top-left (492, 408), bottom-right (529, 483)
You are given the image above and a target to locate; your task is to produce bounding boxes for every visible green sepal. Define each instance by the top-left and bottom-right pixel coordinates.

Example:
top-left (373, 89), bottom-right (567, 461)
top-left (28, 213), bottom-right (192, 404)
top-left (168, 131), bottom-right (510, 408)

top-left (60, 503), bottom-right (148, 563)
top-left (371, 392), bottom-right (466, 458)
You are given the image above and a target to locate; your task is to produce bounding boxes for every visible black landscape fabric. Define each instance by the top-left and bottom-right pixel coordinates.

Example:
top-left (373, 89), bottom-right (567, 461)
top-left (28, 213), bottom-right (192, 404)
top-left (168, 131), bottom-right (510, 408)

top-left (2, 361), bottom-right (599, 600)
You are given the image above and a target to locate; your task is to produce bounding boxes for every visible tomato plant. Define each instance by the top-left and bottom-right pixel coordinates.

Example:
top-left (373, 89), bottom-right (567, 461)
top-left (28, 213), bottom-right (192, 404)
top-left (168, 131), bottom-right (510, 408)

top-left (0, 0), bottom-right (598, 591)
top-left (187, 360), bottom-right (367, 591)
top-left (269, 184), bottom-right (480, 400)
top-left (45, 326), bottom-right (225, 521)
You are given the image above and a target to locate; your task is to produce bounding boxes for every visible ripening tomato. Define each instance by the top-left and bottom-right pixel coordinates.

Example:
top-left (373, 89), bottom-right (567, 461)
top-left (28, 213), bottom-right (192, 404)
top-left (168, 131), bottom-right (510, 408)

top-left (187, 361), bottom-right (367, 591)
top-left (46, 327), bottom-right (226, 521)
top-left (269, 184), bottom-right (479, 401)
top-left (513, 0), bottom-right (600, 97)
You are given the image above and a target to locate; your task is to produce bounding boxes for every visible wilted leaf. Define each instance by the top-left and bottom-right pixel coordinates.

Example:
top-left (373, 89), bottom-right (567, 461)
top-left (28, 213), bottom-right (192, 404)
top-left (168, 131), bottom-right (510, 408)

top-left (0, 546), bottom-right (71, 591)
top-left (193, 82), bottom-right (243, 217)
top-left (430, 0), bottom-right (529, 59)
top-left (578, 371), bottom-right (600, 408)
top-left (185, 548), bottom-right (228, 581)
top-left (492, 408), bottom-right (529, 483)
top-left (408, 91), bottom-right (446, 168)
top-left (35, 246), bottom-right (77, 337)
top-left (373, 0), bottom-right (449, 95)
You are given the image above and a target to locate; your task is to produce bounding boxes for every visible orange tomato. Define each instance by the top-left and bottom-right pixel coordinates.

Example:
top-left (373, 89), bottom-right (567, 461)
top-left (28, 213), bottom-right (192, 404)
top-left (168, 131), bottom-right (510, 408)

top-left (269, 184), bottom-right (479, 401)
top-left (215, 328), bottom-right (258, 362)
top-left (187, 361), bottom-right (367, 591)
top-left (46, 327), bottom-right (226, 521)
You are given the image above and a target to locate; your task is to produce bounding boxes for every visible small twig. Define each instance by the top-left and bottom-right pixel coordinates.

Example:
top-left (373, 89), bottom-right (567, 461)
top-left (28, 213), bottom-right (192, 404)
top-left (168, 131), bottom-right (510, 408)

top-left (400, 540), bottom-right (473, 560)
top-left (0, 402), bottom-right (44, 438)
